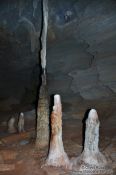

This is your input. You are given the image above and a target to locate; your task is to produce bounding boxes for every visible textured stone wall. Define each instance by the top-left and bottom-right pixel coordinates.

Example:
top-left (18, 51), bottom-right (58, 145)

top-left (0, 0), bottom-right (116, 120)
top-left (0, 0), bottom-right (41, 114)
top-left (47, 0), bottom-right (116, 120)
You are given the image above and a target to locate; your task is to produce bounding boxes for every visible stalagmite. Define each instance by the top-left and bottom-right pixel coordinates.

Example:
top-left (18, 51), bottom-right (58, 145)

top-left (36, 0), bottom-right (49, 148)
top-left (36, 73), bottom-right (49, 148)
top-left (45, 95), bottom-right (71, 169)
top-left (8, 117), bottom-right (17, 134)
top-left (18, 112), bottom-right (25, 133)
top-left (72, 109), bottom-right (108, 171)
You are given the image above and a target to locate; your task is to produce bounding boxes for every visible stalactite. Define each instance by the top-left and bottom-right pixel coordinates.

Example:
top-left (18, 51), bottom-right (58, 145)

top-left (40, 0), bottom-right (48, 70)
top-left (45, 95), bottom-right (71, 169)
top-left (36, 0), bottom-right (49, 148)
top-left (18, 17), bottom-right (40, 52)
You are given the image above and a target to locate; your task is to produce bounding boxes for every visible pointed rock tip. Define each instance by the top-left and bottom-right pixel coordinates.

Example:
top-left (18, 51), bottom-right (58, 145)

top-left (88, 109), bottom-right (98, 120)
top-left (54, 94), bottom-right (61, 103)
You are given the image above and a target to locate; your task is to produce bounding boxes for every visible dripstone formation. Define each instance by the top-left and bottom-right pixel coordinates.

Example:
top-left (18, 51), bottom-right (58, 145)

top-left (72, 109), bottom-right (108, 172)
top-left (36, 74), bottom-right (49, 148)
top-left (46, 95), bottom-right (71, 169)
top-left (36, 0), bottom-right (49, 148)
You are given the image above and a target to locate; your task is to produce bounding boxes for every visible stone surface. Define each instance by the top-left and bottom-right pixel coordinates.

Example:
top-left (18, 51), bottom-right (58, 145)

top-left (0, 0), bottom-right (116, 121)
top-left (0, 164), bottom-right (15, 172)
top-left (0, 150), bottom-right (17, 161)
top-left (0, 115), bottom-right (115, 175)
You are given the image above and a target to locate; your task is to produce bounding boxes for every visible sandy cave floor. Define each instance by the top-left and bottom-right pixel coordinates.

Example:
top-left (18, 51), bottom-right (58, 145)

top-left (0, 119), bottom-right (115, 175)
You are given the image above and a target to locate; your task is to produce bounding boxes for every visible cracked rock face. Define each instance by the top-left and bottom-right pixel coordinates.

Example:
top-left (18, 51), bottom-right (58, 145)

top-left (0, 0), bottom-right (116, 121)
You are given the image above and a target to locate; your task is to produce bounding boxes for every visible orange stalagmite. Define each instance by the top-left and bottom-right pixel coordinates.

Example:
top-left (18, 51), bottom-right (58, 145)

top-left (46, 94), bottom-right (71, 169)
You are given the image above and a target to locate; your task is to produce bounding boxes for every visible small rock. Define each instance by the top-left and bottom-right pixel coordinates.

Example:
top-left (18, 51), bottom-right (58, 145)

top-left (0, 140), bottom-right (3, 145)
top-left (19, 140), bottom-right (29, 145)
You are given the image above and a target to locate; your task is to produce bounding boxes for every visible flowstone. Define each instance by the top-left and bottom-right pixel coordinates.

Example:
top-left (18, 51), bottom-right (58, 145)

top-left (36, 0), bottom-right (49, 149)
top-left (46, 94), bottom-right (71, 169)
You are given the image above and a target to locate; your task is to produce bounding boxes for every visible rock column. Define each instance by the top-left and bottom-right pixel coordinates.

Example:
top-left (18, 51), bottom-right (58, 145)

top-left (46, 95), bottom-right (71, 169)
top-left (72, 109), bottom-right (107, 171)
top-left (36, 0), bottom-right (49, 148)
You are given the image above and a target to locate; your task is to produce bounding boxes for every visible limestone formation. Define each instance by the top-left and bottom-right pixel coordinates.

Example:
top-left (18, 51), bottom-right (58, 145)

top-left (36, 73), bottom-right (49, 148)
top-left (8, 117), bottom-right (17, 134)
top-left (18, 112), bottom-right (25, 133)
top-left (46, 95), bottom-right (71, 169)
top-left (36, 0), bottom-right (49, 148)
top-left (72, 109), bottom-right (108, 171)
top-left (40, 0), bottom-right (48, 70)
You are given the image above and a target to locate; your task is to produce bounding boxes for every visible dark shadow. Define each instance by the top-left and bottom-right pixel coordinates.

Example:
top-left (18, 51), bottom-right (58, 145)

top-left (43, 94), bottom-right (54, 155)
top-left (49, 94), bottom-right (55, 114)
top-left (38, 0), bottom-right (44, 69)
top-left (48, 94), bottom-right (54, 133)
top-left (82, 108), bottom-right (91, 150)
top-left (35, 0), bottom-right (47, 109)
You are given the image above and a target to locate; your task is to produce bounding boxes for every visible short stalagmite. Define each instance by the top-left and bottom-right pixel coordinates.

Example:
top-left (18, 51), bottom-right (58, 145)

top-left (46, 94), bottom-right (71, 169)
top-left (72, 109), bottom-right (107, 171)
top-left (8, 117), bottom-right (17, 134)
top-left (18, 112), bottom-right (25, 133)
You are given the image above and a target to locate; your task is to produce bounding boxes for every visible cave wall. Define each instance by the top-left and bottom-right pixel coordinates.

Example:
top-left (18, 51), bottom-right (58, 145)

top-left (47, 0), bottom-right (116, 119)
top-left (0, 0), bottom-right (116, 120)
top-left (0, 0), bottom-right (41, 114)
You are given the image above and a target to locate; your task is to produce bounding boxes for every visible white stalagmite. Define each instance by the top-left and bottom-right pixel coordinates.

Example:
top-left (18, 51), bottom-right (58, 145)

top-left (46, 95), bottom-right (71, 169)
top-left (8, 117), bottom-right (17, 134)
top-left (18, 112), bottom-right (25, 133)
top-left (72, 109), bottom-right (107, 171)
top-left (41, 0), bottom-right (48, 70)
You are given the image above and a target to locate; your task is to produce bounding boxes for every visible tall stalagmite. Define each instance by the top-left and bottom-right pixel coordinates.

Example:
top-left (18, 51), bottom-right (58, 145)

top-left (36, 0), bottom-right (49, 148)
top-left (46, 95), bottom-right (71, 169)
top-left (72, 109), bottom-right (107, 171)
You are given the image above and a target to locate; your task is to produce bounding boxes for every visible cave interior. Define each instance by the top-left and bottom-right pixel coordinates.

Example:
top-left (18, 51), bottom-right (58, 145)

top-left (0, 0), bottom-right (116, 174)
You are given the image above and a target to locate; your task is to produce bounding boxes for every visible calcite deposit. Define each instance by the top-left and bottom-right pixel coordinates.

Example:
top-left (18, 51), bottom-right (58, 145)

top-left (46, 95), bottom-right (71, 169)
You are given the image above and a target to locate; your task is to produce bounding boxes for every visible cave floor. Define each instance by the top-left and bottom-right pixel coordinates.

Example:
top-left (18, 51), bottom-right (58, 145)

top-left (0, 119), bottom-right (115, 175)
